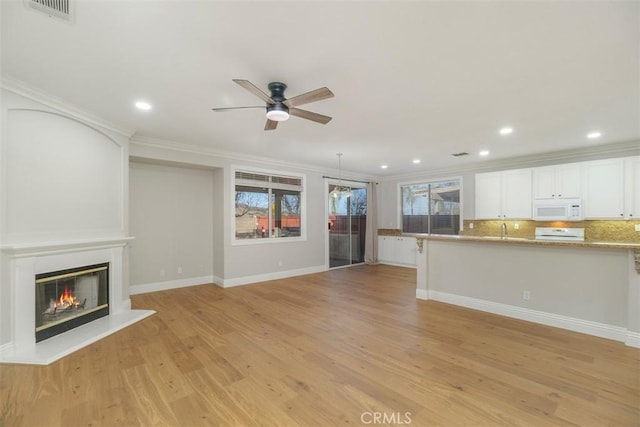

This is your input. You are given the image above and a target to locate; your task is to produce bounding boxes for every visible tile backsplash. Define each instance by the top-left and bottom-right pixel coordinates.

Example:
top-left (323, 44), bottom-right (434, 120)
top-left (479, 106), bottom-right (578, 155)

top-left (378, 228), bottom-right (402, 236)
top-left (380, 220), bottom-right (640, 243)
top-left (460, 220), bottom-right (640, 243)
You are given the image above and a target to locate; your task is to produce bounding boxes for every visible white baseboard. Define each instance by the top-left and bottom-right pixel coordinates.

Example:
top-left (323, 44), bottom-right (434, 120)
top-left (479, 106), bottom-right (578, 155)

top-left (379, 261), bottom-right (416, 269)
top-left (212, 275), bottom-right (224, 288)
top-left (220, 265), bottom-right (326, 288)
top-left (0, 342), bottom-right (15, 357)
top-left (129, 264), bottom-right (351, 291)
top-left (424, 290), bottom-right (629, 344)
top-left (129, 275), bottom-right (214, 295)
top-left (416, 288), bottom-right (428, 300)
top-left (626, 331), bottom-right (640, 348)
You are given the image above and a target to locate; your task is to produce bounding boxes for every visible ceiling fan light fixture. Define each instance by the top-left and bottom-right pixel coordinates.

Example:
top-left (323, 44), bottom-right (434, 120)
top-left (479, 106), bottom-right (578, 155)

top-left (266, 102), bottom-right (290, 122)
top-left (266, 109), bottom-right (290, 121)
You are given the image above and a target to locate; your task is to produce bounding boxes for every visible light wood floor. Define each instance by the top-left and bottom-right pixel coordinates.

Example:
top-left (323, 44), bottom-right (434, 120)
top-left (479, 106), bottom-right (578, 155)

top-left (1, 264), bottom-right (639, 426)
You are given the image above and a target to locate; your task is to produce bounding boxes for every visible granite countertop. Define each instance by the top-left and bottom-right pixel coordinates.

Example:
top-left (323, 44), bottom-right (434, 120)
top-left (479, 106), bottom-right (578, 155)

top-left (402, 233), bottom-right (640, 250)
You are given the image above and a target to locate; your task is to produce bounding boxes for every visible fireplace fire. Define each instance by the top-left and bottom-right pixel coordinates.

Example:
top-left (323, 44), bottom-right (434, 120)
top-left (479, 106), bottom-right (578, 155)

top-left (35, 263), bottom-right (109, 342)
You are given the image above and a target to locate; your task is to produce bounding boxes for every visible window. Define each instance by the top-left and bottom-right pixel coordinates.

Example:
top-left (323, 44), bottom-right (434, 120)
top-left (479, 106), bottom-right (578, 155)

top-left (400, 179), bottom-right (461, 235)
top-left (234, 169), bottom-right (304, 241)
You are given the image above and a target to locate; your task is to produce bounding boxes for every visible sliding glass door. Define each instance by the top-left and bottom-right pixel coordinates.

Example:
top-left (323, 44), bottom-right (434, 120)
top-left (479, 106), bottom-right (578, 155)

top-left (328, 183), bottom-right (367, 268)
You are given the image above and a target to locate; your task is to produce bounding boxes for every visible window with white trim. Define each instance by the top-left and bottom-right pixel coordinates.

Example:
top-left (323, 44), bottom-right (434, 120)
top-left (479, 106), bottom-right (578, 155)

top-left (234, 170), bottom-right (303, 240)
top-left (400, 178), bottom-right (461, 235)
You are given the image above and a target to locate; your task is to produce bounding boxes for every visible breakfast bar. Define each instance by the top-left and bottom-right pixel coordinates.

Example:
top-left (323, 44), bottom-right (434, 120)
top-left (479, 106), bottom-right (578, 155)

top-left (407, 233), bottom-right (640, 348)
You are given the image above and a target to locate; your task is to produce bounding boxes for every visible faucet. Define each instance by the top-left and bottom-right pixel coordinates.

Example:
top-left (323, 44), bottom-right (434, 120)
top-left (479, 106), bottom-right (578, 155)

top-left (500, 222), bottom-right (508, 239)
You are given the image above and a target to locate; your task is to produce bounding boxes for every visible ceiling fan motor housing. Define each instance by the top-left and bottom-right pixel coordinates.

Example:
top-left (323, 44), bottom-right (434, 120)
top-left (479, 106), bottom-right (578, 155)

top-left (268, 82), bottom-right (287, 102)
top-left (266, 82), bottom-right (289, 120)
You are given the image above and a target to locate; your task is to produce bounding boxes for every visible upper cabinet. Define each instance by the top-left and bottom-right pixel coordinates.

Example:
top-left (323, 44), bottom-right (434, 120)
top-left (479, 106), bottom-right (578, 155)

top-left (475, 172), bottom-right (501, 219)
top-left (533, 164), bottom-right (581, 199)
top-left (625, 156), bottom-right (640, 219)
top-left (474, 156), bottom-right (638, 221)
top-left (476, 169), bottom-right (532, 219)
top-left (582, 158), bottom-right (625, 219)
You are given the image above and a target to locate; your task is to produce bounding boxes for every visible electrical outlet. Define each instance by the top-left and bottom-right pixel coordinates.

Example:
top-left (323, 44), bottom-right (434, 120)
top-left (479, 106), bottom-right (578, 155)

top-left (635, 224), bottom-right (640, 232)
top-left (159, 269), bottom-right (165, 277)
top-left (278, 260), bottom-right (283, 267)
top-left (514, 223), bottom-right (520, 230)
top-left (177, 267), bottom-right (183, 274)
top-left (469, 222), bottom-right (474, 229)
top-left (523, 290), bottom-right (530, 300)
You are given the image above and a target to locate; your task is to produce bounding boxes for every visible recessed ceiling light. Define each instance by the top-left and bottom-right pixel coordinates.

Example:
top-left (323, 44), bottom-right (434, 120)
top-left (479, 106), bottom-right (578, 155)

top-left (135, 101), bottom-right (152, 111)
top-left (587, 131), bottom-right (602, 139)
top-left (479, 150), bottom-right (490, 156)
top-left (380, 164), bottom-right (388, 169)
top-left (499, 127), bottom-right (513, 135)
top-left (412, 159), bottom-right (421, 164)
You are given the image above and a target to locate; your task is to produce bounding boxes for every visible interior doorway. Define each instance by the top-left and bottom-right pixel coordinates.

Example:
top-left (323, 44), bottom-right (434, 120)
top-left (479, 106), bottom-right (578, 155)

top-left (328, 183), bottom-right (367, 268)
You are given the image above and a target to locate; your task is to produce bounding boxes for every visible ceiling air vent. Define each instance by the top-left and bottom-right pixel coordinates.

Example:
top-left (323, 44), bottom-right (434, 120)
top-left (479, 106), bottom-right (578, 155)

top-left (24, 0), bottom-right (74, 21)
top-left (451, 152), bottom-right (469, 157)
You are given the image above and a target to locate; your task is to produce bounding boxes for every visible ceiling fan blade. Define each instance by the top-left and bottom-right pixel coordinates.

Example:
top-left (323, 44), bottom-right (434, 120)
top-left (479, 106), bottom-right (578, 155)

top-left (284, 87), bottom-right (334, 108)
top-left (233, 79), bottom-right (275, 104)
top-left (211, 106), bottom-right (264, 112)
top-left (289, 108), bottom-right (332, 124)
top-left (264, 119), bottom-right (278, 131)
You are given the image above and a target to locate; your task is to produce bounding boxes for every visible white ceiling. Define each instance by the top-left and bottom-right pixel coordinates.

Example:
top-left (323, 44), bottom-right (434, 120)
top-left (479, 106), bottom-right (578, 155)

top-left (1, 1), bottom-right (638, 177)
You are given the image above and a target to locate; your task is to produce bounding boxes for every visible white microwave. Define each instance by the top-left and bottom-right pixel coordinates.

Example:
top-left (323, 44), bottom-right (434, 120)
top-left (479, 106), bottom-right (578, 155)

top-left (532, 198), bottom-right (583, 221)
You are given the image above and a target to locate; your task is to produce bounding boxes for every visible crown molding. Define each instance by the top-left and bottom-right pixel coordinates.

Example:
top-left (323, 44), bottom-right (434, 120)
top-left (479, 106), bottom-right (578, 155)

top-left (1, 74), bottom-right (136, 138)
top-left (384, 139), bottom-right (640, 182)
top-left (130, 135), bottom-right (377, 183)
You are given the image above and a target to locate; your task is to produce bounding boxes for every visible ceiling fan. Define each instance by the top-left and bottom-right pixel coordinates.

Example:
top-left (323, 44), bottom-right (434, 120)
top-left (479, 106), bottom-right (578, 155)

top-left (212, 79), bottom-right (334, 131)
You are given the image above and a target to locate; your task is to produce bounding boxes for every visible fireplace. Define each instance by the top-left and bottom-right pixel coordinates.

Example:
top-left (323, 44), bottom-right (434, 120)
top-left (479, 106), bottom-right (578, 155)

top-left (35, 263), bottom-right (110, 342)
top-left (1, 239), bottom-right (155, 365)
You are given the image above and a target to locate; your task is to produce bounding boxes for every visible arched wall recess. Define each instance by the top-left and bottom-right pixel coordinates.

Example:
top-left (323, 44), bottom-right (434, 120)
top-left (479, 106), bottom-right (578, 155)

top-left (3, 109), bottom-right (124, 242)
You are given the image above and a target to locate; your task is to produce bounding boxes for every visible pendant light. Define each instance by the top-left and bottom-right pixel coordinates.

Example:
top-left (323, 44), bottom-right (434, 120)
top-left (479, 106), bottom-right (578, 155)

top-left (330, 153), bottom-right (352, 198)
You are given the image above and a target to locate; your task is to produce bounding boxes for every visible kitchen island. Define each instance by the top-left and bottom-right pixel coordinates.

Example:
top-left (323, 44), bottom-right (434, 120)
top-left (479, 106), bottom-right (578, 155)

top-left (405, 234), bottom-right (640, 348)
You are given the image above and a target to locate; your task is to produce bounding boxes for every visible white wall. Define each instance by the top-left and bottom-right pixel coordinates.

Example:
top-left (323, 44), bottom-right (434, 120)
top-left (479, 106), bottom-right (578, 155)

top-left (427, 240), bottom-right (628, 326)
top-left (129, 141), bottom-right (338, 287)
top-left (212, 167), bottom-right (225, 282)
top-left (2, 97), bottom-right (127, 243)
top-left (129, 161), bottom-right (215, 292)
top-left (417, 239), bottom-right (637, 343)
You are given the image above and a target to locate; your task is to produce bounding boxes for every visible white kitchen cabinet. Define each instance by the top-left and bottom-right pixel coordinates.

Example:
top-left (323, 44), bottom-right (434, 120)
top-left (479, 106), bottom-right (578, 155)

top-left (378, 236), bottom-right (416, 266)
top-left (583, 158), bottom-right (625, 219)
top-left (475, 172), bottom-right (501, 219)
top-left (475, 169), bottom-right (532, 219)
top-left (624, 156), bottom-right (640, 219)
top-left (378, 236), bottom-right (391, 263)
top-left (533, 164), bottom-right (581, 199)
top-left (397, 237), bottom-right (416, 266)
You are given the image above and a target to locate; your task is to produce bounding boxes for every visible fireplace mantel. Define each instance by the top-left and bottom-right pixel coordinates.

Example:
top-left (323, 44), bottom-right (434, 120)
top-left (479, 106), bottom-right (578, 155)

top-left (1, 236), bottom-right (135, 257)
